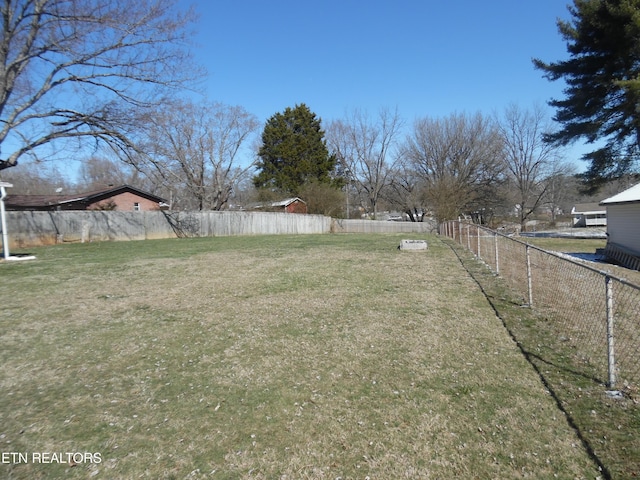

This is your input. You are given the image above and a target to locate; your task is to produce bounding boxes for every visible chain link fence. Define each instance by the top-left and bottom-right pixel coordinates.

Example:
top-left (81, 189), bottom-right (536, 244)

top-left (441, 220), bottom-right (640, 389)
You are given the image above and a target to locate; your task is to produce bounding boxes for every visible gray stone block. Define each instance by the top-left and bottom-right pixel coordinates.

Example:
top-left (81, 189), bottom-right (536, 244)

top-left (399, 239), bottom-right (428, 251)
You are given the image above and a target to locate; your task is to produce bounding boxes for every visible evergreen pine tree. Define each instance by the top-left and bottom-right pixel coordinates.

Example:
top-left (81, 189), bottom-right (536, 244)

top-left (533, 0), bottom-right (640, 189)
top-left (254, 104), bottom-right (338, 196)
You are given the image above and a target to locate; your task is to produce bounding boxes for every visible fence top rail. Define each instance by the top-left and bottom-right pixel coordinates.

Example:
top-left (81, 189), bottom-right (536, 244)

top-left (444, 220), bottom-right (640, 291)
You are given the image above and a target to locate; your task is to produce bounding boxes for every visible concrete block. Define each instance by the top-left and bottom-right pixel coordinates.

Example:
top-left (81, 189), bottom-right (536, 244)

top-left (399, 239), bottom-right (428, 251)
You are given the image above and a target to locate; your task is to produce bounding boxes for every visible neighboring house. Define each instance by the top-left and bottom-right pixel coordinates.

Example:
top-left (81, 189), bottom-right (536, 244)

top-left (257, 197), bottom-right (307, 214)
top-left (600, 183), bottom-right (640, 270)
top-left (5, 185), bottom-right (169, 212)
top-left (571, 202), bottom-right (607, 227)
top-left (273, 197), bottom-right (307, 214)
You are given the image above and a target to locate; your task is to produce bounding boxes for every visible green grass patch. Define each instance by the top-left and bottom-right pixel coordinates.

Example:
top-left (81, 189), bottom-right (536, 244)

top-left (1, 234), bottom-right (604, 479)
top-left (519, 236), bottom-right (606, 254)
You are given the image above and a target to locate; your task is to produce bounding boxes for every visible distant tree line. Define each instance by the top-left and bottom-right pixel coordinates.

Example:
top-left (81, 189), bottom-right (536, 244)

top-left (0, 0), bottom-right (638, 229)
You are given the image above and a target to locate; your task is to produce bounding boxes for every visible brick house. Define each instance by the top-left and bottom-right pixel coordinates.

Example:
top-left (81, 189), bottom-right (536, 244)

top-left (5, 185), bottom-right (169, 211)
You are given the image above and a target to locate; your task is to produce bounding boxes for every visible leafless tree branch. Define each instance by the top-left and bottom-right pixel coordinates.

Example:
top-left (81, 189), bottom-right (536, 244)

top-left (0, 0), bottom-right (202, 170)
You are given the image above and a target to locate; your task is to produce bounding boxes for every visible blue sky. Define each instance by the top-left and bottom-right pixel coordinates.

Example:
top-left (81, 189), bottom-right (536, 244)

top-left (11, 1), bottom-right (584, 183)
top-left (189, 0), bottom-right (582, 160)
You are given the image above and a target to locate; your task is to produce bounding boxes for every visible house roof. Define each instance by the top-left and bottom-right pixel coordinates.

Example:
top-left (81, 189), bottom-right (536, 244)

top-left (5, 184), bottom-right (167, 209)
top-left (5, 193), bottom-right (85, 208)
top-left (600, 183), bottom-right (640, 205)
top-left (270, 197), bottom-right (306, 207)
top-left (571, 202), bottom-right (606, 214)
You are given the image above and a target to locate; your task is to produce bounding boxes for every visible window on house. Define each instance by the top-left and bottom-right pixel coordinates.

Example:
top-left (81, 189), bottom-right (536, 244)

top-left (134, 202), bottom-right (141, 211)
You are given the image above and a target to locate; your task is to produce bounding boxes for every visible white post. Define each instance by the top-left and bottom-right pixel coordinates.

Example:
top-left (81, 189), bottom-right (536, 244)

top-left (526, 244), bottom-right (533, 306)
top-left (0, 182), bottom-right (12, 259)
top-left (606, 276), bottom-right (616, 388)
top-left (494, 232), bottom-right (500, 274)
top-left (466, 225), bottom-right (471, 251)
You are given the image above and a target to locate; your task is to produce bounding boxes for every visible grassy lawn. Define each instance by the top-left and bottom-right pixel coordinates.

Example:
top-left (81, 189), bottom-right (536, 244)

top-left (447, 238), bottom-right (640, 480)
top-left (517, 235), bottom-right (640, 285)
top-left (517, 236), bottom-right (606, 254)
top-left (0, 234), bottom-right (605, 479)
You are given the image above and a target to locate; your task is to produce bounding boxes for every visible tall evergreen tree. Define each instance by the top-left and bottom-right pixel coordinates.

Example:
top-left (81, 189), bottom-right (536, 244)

top-left (253, 104), bottom-right (338, 196)
top-left (533, 0), bottom-right (640, 190)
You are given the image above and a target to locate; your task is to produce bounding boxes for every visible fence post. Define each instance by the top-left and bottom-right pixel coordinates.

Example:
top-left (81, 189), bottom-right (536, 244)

top-left (458, 221), bottom-right (462, 244)
top-left (526, 244), bottom-right (533, 306)
top-left (466, 225), bottom-right (471, 251)
top-left (606, 275), bottom-right (616, 388)
top-left (494, 232), bottom-right (499, 274)
top-left (477, 226), bottom-right (481, 258)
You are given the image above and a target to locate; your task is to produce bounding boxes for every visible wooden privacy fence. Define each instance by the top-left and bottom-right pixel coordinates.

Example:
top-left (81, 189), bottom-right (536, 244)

top-left (3, 211), bottom-right (333, 247)
top-left (1, 211), bottom-right (436, 248)
top-left (440, 220), bottom-right (640, 390)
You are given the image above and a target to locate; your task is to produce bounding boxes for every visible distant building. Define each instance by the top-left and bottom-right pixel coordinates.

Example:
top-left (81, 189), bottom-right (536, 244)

top-left (600, 183), bottom-right (640, 270)
top-left (272, 197), bottom-right (307, 214)
top-left (5, 185), bottom-right (169, 212)
top-left (571, 202), bottom-right (607, 227)
top-left (253, 197), bottom-right (307, 214)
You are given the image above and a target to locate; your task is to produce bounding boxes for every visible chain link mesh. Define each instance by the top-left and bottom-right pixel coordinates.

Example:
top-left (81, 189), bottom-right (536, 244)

top-left (441, 220), bottom-right (640, 388)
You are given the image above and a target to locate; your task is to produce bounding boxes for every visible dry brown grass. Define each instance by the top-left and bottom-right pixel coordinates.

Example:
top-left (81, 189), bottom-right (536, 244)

top-left (0, 235), bottom-right (602, 479)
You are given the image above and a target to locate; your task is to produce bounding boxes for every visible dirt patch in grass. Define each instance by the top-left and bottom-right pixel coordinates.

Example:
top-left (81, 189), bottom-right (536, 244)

top-left (0, 235), bottom-right (603, 479)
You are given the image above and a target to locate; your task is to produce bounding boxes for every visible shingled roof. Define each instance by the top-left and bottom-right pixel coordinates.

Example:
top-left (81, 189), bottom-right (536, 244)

top-left (4, 185), bottom-right (168, 211)
top-left (600, 183), bottom-right (640, 205)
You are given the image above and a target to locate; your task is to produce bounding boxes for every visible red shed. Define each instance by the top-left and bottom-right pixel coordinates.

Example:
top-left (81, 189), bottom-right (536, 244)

top-left (271, 197), bottom-right (307, 214)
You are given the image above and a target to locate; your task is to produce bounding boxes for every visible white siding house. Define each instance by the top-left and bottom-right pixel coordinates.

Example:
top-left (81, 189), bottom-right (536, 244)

top-left (600, 183), bottom-right (640, 269)
top-left (571, 202), bottom-right (607, 227)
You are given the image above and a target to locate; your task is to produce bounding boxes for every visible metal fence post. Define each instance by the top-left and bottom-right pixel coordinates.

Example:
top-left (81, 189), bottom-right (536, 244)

top-left (494, 232), bottom-right (499, 275)
top-left (606, 275), bottom-right (616, 388)
top-left (526, 244), bottom-right (533, 306)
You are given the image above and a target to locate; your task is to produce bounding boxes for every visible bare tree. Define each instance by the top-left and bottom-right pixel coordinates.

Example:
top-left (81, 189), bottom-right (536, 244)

top-left (402, 112), bottom-right (504, 224)
top-left (542, 163), bottom-right (578, 224)
top-left (78, 156), bottom-right (143, 190)
top-left (384, 157), bottom-right (429, 221)
top-left (0, 0), bottom-right (200, 171)
top-left (497, 104), bottom-right (566, 231)
top-left (136, 100), bottom-right (259, 211)
top-left (327, 108), bottom-right (403, 219)
top-left (0, 162), bottom-right (72, 194)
